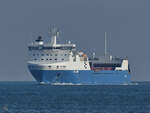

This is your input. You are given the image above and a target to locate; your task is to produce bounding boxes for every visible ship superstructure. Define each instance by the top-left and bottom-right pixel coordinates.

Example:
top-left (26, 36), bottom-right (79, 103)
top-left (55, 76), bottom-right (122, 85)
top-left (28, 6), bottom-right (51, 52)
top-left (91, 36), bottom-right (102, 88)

top-left (27, 28), bottom-right (131, 85)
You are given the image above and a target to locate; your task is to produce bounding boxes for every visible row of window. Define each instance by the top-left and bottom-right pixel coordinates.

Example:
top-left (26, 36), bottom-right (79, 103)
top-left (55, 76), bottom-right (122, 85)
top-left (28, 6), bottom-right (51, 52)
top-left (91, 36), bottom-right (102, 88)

top-left (33, 58), bottom-right (65, 61)
top-left (30, 65), bottom-right (67, 69)
top-left (48, 65), bottom-right (66, 69)
top-left (32, 54), bottom-right (68, 56)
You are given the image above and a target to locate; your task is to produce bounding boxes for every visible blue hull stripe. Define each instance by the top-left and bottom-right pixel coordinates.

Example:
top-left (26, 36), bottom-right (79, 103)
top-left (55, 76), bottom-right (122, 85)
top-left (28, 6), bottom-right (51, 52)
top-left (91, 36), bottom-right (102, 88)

top-left (29, 70), bottom-right (131, 85)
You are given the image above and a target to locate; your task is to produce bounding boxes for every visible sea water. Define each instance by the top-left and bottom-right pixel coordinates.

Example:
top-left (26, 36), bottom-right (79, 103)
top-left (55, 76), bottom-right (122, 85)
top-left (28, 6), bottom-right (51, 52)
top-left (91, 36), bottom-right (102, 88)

top-left (0, 82), bottom-right (150, 113)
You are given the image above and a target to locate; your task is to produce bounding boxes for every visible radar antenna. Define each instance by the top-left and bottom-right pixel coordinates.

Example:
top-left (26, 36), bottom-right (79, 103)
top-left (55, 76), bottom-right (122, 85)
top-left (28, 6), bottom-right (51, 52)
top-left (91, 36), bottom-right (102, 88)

top-left (48, 26), bottom-right (60, 37)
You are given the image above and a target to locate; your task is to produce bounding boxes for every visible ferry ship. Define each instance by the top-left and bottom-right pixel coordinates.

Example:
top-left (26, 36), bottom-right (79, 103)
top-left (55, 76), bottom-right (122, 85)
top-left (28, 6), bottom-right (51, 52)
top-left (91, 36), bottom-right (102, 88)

top-left (27, 28), bottom-right (131, 85)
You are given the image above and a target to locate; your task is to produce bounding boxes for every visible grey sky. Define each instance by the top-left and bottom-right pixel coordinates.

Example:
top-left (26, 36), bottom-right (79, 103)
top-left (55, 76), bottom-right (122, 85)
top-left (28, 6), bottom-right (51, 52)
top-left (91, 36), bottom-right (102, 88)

top-left (0, 0), bottom-right (149, 81)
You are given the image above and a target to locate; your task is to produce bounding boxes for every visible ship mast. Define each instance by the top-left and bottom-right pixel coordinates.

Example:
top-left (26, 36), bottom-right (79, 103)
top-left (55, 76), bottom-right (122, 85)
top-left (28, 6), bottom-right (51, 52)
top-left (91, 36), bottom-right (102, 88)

top-left (49, 27), bottom-right (59, 46)
top-left (104, 32), bottom-right (107, 57)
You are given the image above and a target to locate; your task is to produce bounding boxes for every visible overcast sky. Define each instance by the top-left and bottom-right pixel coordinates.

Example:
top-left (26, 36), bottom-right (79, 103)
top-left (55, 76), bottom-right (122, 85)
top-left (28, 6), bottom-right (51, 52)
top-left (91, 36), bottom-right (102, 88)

top-left (0, 0), bottom-right (149, 81)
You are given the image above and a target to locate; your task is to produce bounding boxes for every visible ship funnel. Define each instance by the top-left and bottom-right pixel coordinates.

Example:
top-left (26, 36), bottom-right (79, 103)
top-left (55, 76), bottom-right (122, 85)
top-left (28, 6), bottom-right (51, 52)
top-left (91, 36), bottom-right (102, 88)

top-left (49, 26), bottom-right (60, 46)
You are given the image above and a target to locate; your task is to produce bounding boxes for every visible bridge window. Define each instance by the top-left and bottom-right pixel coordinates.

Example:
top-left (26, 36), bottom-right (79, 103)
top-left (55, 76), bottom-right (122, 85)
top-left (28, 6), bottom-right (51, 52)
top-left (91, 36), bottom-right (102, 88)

top-left (41, 59), bottom-right (44, 61)
top-left (62, 58), bottom-right (64, 61)
top-left (55, 59), bottom-right (57, 61)
top-left (41, 54), bottom-right (44, 56)
top-left (46, 54), bottom-right (49, 56)
top-left (49, 59), bottom-right (52, 60)
top-left (46, 59), bottom-right (48, 60)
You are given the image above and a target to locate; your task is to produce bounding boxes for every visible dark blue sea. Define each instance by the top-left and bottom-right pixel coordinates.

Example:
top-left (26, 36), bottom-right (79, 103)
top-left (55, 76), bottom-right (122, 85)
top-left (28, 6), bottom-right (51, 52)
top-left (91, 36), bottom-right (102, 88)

top-left (0, 82), bottom-right (150, 113)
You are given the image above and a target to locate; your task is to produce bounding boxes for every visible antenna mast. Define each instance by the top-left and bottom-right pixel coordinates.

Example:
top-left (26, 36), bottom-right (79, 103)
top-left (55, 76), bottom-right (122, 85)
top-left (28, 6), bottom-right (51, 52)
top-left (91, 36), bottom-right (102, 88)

top-left (49, 26), bottom-right (59, 46)
top-left (104, 32), bottom-right (107, 57)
